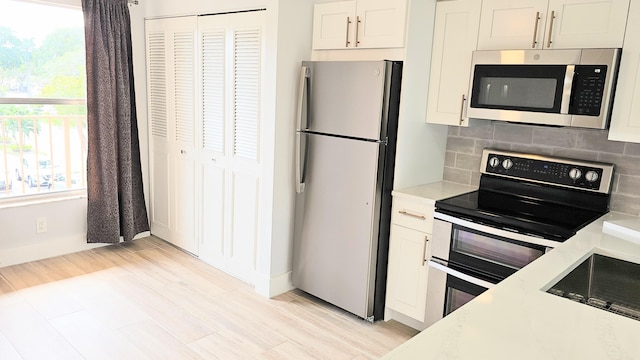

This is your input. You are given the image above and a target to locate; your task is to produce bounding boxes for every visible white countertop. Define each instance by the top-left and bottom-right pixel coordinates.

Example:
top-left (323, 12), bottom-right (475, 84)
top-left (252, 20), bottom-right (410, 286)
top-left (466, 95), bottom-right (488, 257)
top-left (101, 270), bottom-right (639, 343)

top-left (382, 210), bottom-right (640, 360)
top-left (391, 181), bottom-right (477, 203)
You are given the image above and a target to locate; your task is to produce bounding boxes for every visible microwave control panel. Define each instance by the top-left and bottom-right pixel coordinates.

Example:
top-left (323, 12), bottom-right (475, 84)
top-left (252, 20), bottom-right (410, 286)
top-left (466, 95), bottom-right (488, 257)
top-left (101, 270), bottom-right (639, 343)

top-left (569, 65), bottom-right (608, 116)
top-left (480, 149), bottom-right (615, 194)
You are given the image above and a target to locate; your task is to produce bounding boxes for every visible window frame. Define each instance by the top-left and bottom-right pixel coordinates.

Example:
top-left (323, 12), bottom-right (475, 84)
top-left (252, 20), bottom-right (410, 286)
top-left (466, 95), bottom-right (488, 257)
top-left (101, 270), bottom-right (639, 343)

top-left (0, 0), bottom-right (87, 207)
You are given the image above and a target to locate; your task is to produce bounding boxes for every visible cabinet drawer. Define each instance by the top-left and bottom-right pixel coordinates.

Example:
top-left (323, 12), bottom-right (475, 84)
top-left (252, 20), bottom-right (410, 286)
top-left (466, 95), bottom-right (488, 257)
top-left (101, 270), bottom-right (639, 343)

top-left (391, 196), bottom-right (434, 233)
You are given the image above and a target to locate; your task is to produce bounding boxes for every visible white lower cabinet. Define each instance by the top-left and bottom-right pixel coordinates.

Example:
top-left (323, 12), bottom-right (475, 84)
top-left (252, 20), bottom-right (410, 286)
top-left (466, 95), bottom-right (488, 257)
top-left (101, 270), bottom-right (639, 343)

top-left (386, 224), bottom-right (431, 321)
top-left (385, 195), bottom-right (434, 325)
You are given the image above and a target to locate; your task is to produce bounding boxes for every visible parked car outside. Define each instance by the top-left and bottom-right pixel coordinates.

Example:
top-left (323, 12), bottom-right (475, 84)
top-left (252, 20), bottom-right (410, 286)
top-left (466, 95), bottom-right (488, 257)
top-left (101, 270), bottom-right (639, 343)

top-left (0, 155), bottom-right (14, 191)
top-left (15, 156), bottom-right (65, 188)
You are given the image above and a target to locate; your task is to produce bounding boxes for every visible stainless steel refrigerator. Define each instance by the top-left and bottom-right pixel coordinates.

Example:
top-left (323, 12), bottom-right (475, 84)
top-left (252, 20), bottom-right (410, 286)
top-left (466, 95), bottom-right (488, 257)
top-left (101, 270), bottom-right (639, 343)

top-left (292, 60), bottom-right (403, 321)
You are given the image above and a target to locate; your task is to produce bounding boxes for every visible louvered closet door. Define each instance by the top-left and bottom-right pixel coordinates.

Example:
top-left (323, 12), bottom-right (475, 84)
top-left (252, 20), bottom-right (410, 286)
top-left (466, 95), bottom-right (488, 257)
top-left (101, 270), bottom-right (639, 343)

top-left (228, 11), bottom-right (264, 284)
top-left (145, 19), bottom-right (172, 241)
top-left (169, 18), bottom-right (198, 256)
top-left (197, 11), bottom-right (264, 284)
top-left (198, 15), bottom-right (228, 269)
top-left (145, 17), bottom-right (198, 255)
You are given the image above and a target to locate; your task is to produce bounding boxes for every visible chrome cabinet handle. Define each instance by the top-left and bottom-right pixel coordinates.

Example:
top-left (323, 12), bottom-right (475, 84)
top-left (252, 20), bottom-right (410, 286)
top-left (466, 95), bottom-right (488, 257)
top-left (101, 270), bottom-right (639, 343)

top-left (546, 10), bottom-right (556, 48)
top-left (422, 235), bottom-right (429, 267)
top-left (532, 11), bottom-right (541, 48)
top-left (459, 94), bottom-right (467, 125)
top-left (345, 16), bottom-right (352, 47)
top-left (398, 210), bottom-right (426, 220)
top-left (355, 16), bottom-right (361, 47)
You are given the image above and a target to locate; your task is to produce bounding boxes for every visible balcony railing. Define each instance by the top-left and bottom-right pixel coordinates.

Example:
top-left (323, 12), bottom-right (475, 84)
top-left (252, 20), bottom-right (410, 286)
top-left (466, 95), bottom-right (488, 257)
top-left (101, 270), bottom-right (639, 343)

top-left (0, 111), bottom-right (87, 199)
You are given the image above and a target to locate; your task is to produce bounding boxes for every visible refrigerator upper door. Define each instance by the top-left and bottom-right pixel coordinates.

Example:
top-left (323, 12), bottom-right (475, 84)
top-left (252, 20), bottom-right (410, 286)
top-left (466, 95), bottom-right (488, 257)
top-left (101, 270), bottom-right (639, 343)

top-left (292, 132), bottom-right (383, 319)
top-left (303, 61), bottom-right (387, 140)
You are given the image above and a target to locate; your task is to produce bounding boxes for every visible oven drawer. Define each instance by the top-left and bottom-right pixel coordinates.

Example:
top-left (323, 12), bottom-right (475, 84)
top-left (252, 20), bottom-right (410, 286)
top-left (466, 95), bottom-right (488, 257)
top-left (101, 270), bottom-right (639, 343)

top-left (391, 196), bottom-right (434, 233)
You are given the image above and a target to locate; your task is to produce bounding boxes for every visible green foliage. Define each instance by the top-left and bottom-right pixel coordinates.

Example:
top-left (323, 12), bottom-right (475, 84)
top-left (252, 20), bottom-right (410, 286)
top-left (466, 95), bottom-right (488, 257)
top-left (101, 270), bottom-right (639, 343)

top-left (0, 27), bottom-right (30, 69)
top-left (0, 25), bottom-right (85, 100)
top-left (0, 105), bottom-right (43, 143)
top-left (0, 23), bottom-right (86, 137)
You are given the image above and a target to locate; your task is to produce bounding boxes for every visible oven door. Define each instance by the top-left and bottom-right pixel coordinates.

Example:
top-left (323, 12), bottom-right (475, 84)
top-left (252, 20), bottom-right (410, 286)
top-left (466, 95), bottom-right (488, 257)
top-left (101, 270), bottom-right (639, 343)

top-left (424, 215), bottom-right (551, 327)
top-left (425, 259), bottom-right (494, 326)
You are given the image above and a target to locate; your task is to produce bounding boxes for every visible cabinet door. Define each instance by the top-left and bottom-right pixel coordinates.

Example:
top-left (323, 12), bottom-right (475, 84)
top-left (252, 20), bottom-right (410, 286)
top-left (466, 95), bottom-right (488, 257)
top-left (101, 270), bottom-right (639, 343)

top-left (609, 0), bottom-right (640, 143)
top-left (385, 225), bottom-right (430, 321)
top-left (546, 0), bottom-right (629, 49)
top-left (312, 1), bottom-right (356, 49)
top-left (478, 0), bottom-right (549, 50)
top-left (355, 0), bottom-right (407, 49)
top-left (426, 0), bottom-right (482, 126)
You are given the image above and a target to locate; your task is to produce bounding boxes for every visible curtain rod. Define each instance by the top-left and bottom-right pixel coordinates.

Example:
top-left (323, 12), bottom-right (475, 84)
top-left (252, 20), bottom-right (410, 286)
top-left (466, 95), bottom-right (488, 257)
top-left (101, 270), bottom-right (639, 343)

top-left (128, 0), bottom-right (138, 5)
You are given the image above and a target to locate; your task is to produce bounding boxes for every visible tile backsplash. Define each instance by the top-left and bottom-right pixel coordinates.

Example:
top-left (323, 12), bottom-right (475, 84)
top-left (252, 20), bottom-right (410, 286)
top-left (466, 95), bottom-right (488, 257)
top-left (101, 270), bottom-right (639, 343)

top-left (444, 122), bottom-right (640, 217)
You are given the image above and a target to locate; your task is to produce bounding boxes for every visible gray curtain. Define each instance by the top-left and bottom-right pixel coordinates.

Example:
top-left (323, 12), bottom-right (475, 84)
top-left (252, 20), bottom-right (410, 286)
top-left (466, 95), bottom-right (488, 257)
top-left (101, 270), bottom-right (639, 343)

top-left (82, 0), bottom-right (149, 244)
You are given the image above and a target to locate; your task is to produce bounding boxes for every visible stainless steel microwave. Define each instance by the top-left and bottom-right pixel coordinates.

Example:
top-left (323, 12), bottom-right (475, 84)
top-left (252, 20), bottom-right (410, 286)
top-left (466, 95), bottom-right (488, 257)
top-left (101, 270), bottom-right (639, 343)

top-left (466, 48), bottom-right (621, 129)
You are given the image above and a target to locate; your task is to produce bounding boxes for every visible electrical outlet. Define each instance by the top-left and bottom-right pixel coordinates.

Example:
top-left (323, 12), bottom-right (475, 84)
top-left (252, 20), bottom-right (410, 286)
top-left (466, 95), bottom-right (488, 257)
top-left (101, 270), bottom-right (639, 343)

top-left (36, 217), bottom-right (47, 233)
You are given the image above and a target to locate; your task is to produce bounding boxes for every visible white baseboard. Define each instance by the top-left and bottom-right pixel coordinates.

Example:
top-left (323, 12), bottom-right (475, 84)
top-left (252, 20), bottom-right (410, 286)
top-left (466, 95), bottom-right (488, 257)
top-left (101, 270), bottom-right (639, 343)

top-left (254, 271), bottom-right (295, 298)
top-left (0, 231), bottom-right (151, 269)
top-left (384, 308), bottom-right (428, 331)
top-left (0, 234), bottom-right (107, 268)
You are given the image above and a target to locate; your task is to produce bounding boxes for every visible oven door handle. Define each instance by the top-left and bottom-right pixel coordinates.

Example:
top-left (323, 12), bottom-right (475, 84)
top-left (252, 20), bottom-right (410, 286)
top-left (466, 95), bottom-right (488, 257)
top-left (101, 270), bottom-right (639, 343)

top-left (428, 259), bottom-right (496, 290)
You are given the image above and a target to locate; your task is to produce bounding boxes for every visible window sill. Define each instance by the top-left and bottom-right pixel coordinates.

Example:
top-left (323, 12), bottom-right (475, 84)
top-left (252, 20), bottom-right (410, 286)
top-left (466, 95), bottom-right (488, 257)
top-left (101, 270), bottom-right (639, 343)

top-left (0, 189), bottom-right (87, 209)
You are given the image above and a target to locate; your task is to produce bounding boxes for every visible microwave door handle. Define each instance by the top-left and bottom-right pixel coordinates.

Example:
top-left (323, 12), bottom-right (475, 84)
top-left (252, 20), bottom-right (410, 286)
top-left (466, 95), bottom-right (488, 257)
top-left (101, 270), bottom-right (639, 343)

top-left (560, 65), bottom-right (575, 114)
top-left (428, 259), bottom-right (496, 290)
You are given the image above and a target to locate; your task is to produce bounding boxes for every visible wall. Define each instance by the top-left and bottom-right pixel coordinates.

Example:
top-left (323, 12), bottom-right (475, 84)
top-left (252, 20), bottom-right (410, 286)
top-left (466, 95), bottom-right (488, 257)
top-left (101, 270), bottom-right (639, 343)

top-left (444, 122), bottom-right (640, 216)
top-left (393, 0), bottom-right (447, 189)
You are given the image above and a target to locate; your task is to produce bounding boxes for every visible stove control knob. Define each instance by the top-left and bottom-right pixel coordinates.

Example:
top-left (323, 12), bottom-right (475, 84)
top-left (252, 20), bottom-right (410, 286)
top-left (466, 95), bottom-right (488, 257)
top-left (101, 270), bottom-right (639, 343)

top-left (585, 171), bottom-right (599, 183)
top-left (489, 157), bottom-right (500, 168)
top-left (502, 158), bottom-right (514, 170)
top-left (569, 168), bottom-right (582, 180)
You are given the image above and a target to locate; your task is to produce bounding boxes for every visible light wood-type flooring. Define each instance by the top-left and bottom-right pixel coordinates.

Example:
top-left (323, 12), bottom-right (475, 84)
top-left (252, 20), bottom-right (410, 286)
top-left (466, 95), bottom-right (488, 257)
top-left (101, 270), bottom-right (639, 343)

top-left (0, 236), bottom-right (417, 359)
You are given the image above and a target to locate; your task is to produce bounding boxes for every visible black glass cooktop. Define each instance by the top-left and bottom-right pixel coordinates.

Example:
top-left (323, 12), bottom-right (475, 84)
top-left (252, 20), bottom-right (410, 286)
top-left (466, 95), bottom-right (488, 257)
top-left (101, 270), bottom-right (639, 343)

top-left (436, 185), bottom-right (608, 242)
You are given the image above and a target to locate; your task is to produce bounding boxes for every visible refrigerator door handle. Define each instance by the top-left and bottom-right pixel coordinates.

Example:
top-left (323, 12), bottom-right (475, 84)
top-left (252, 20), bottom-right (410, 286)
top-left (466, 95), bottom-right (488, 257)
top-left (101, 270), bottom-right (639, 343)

top-left (296, 66), bottom-right (310, 193)
top-left (295, 132), bottom-right (306, 193)
top-left (296, 66), bottom-right (309, 131)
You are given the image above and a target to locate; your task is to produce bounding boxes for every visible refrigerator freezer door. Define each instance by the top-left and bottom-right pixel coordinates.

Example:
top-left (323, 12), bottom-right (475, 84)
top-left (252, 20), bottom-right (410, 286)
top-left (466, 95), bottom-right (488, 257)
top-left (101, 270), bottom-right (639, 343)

top-left (303, 61), bottom-right (386, 140)
top-left (293, 132), bottom-right (383, 319)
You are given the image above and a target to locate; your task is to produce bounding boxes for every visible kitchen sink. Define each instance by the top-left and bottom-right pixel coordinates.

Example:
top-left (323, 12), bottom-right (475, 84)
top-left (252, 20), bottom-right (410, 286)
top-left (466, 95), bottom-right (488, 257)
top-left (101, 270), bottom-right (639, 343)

top-left (546, 254), bottom-right (640, 321)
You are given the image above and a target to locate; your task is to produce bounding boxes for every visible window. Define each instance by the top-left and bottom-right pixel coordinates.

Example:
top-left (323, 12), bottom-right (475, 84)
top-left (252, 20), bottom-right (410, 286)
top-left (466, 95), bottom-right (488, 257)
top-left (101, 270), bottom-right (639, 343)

top-left (0, 0), bottom-right (86, 200)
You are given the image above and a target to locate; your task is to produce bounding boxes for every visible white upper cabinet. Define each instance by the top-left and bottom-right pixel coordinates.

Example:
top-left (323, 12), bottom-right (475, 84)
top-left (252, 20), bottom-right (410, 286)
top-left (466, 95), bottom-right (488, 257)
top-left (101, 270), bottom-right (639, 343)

top-left (426, 0), bottom-right (482, 126)
top-left (312, 1), bottom-right (355, 49)
top-left (312, 0), bottom-right (407, 50)
top-left (478, 0), bottom-right (630, 50)
top-left (608, 0), bottom-right (640, 143)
